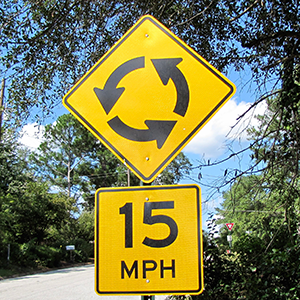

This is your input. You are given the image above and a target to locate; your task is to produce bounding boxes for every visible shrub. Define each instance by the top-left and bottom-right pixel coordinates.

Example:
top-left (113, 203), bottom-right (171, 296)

top-left (17, 240), bottom-right (62, 268)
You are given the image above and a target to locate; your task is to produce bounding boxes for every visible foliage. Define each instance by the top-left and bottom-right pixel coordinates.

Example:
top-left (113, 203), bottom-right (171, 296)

top-left (212, 95), bottom-right (300, 259)
top-left (188, 1), bottom-right (300, 201)
top-left (0, 121), bottom-right (79, 267)
top-left (193, 243), bottom-right (300, 299)
top-left (2, 178), bottom-right (75, 245)
top-left (181, 216), bottom-right (300, 300)
top-left (188, 160), bottom-right (300, 300)
top-left (0, 113), bottom-right (192, 268)
top-left (52, 238), bottom-right (93, 263)
top-left (0, 131), bottom-right (28, 193)
top-left (0, 131), bottom-right (87, 267)
top-left (186, 89), bottom-right (300, 299)
top-left (29, 113), bottom-right (192, 209)
top-left (1, 0), bottom-right (299, 288)
top-left (29, 113), bottom-right (121, 208)
top-left (18, 240), bottom-right (62, 268)
top-left (216, 174), bottom-right (300, 250)
top-left (154, 152), bottom-right (192, 185)
top-left (75, 210), bottom-right (95, 242)
top-left (0, 134), bottom-right (32, 245)
top-left (1, 1), bottom-right (299, 128)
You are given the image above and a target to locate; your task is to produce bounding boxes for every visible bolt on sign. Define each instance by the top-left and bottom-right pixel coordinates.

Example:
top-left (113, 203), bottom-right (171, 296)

top-left (63, 15), bottom-right (236, 183)
top-left (94, 185), bottom-right (203, 295)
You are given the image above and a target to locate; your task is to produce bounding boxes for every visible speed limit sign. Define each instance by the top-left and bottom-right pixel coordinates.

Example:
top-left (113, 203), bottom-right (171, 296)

top-left (95, 184), bottom-right (203, 295)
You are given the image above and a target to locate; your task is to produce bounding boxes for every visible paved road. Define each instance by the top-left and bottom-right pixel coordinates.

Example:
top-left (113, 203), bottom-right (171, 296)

top-left (0, 265), bottom-right (169, 300)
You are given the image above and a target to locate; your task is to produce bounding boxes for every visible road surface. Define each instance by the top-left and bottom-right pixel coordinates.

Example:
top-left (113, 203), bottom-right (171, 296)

top-left (0, 265), bottom-right (169, 300)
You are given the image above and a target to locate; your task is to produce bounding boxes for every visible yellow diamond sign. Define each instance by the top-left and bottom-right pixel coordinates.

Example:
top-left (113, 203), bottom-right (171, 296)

top-left (63, 15), bottom-right (236, 183)
top-left (95, 184), bottom-right (203, 295)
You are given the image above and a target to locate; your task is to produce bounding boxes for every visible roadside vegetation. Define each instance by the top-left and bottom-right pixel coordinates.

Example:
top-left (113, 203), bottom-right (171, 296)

top-left (1, 1), bottom-right (299, 298)
top-left (0, 114), bottom-right (191, 273)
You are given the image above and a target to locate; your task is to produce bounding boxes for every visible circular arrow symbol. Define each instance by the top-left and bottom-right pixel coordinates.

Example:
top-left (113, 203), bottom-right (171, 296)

top-left (94, 56), bottom-right (189, 149)
top-left (108, 116), bottom-right (177, 149)
top-left (94, 57), bottom-right (145, 114)
top-left (151, 58), bottom-right (189, 117)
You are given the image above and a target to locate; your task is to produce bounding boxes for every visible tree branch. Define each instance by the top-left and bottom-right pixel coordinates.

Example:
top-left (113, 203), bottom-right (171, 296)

top-left (242, 31), bottom-right (300, 48)
top-left (173, 0), bottom-right (215, 27)
top-left (230, 0), bottom-right (260, 22)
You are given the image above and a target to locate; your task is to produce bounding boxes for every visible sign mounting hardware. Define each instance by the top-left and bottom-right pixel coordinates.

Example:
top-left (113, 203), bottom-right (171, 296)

top-left (63, 15), bottom-right (236, 183)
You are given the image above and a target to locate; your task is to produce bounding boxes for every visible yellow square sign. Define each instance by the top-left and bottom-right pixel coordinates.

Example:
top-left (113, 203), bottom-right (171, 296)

top-left (95, 185), bottom-right (203, 295)
top-left (63, 15), bottom-right (235, 183)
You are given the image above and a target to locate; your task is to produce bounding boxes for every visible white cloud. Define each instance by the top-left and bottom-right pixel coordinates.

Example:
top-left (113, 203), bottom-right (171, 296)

top-left (19, 123), bottom-right (45, 150)
top-left (183, 98), bottom-right (267, 158)
top-left (204, 213), bottom-right (224, 236)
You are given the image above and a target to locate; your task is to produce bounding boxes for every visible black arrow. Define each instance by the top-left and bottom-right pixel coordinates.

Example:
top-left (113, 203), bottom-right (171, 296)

top-left (94, 57), bottom-right (145, 114)
top-left (108, 116), bottom-right (177, 149)
top-left (151, 58), bottom-right (189, 117)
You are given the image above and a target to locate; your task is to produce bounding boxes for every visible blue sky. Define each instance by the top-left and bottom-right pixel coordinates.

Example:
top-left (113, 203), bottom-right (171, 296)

top-left (180, 68), bottom-right (267, 227)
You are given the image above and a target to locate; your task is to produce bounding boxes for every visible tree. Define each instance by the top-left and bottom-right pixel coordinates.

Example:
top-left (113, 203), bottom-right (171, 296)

top-left (186, 93), bottom-right (300, 299)
top-left (189, 172), bottom-right (300, 300)
top-left (1, 0), bottom-right (299, 206)
top-left (0, 1), bottom-right (230, 124)
top-left (3, 180), bottom-right (74, 245)
top-left (0, 131), bottom-right (30, 244)
top-left (0, 130), bottom-right (74, 245)
top-left (1, 1), bottom-right (298, 126)
top-left (30, 113), bottom-right (193, 209)
top-left (75, 210), bottom-right (94, 242)
top-left (216, 174), bottom-right (299, 251)
top-left (154, 152), bottom-right (192, 185)
top-left (1, 1), bottom-right (299, 212)
top-left (0, 131), bottom-right (78, 267)
top-left (30, 113), bottom-right (121, 208)
top-left (246, 97), bottom-right (300, 247)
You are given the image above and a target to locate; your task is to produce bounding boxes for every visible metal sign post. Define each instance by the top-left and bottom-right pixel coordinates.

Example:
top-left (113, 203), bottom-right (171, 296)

top-left (140, 182), bottom-right (154, 300)
top-left (226, 224), bottom-right (234, 252)
top-left (227, 234), bottom-right (232, 250)
top-left (66, 245), bottom-right (75, 262)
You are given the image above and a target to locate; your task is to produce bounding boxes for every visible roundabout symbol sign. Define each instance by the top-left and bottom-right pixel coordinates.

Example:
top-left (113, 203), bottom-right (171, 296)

top-left (95, 56), bottom-right (188, 149)
top-left (63, 15), bottom-right (236, 183)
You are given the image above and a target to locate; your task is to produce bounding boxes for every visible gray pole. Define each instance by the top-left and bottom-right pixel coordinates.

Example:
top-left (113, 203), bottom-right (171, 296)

top-left (141, 181), bottom-right (155, 300)
top-left (7, 243), bottom-right (10, 264)
top-left (0, 78), bottom-right (5, 142)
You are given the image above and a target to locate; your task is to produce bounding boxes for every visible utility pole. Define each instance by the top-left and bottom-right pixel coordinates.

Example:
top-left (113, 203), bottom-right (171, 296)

top-left (0, 78), bottom-right (5, 142)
